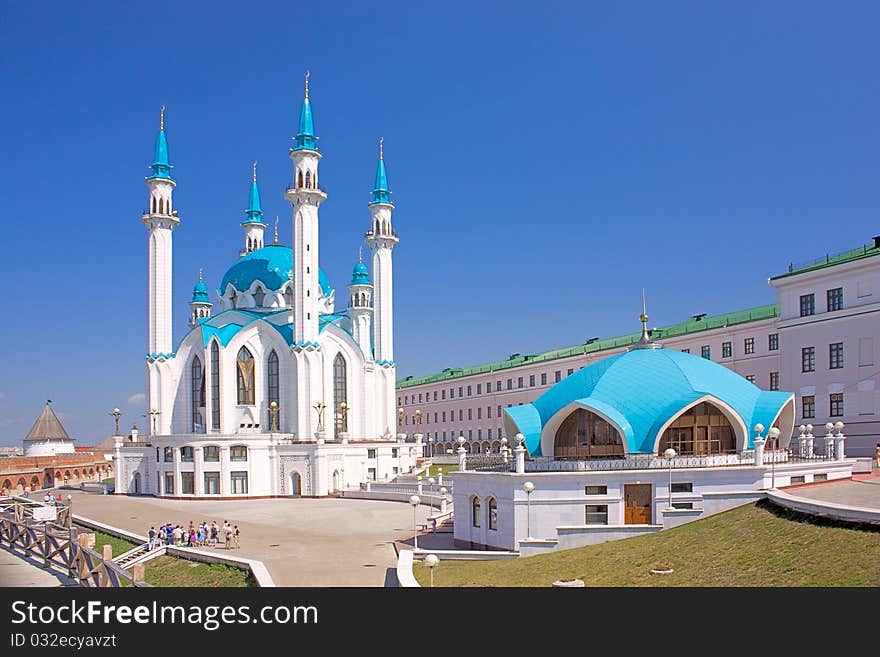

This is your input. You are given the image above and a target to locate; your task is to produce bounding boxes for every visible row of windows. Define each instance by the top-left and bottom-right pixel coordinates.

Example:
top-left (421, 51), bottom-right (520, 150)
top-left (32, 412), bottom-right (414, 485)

top-left (801, 343), bottom-right (845, 372)
top-left (424, 429), bottom-right (506, 442)
top-left (471, 496), bottom-right (498, 530)
top-left (800, 287), bottom-right (843, 317)
top-left (399, 369), bottom-right (581, 406)
top-left (703, 333), bottom-right (779, 360)
top-left (801, 393), bottom-right (844, 418)
top-left (161, 470), bottom-right (248, 495)
top-left (157, 445), bottom-right (248, 462)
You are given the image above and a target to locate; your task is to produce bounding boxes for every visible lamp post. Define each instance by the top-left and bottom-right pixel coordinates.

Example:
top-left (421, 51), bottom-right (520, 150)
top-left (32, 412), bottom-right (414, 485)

top-left (428, 477), bottom-right (435, 496)
top-left (424, 553), bottom-right (439, 587)
top-left (767, 427), bottom-right (780, 489)
top-left (148, 407), bottom-right (160, 435)
top-left (398, 407), bottom-right (405, 429)
top-left (268, 401), bottom-right (280, 432)
top-left (409, 494), bottom-right (421, 550)
top-left (110, 408), bottom-right (122, 436)
top-left (663, 447), bottom-right (676, 509)
top-left (338, 401), bottom-right (348, 434)
top-left (66, 494), bottom-right (72, 531)
top-left (522, 481), bottom-right (535, 539)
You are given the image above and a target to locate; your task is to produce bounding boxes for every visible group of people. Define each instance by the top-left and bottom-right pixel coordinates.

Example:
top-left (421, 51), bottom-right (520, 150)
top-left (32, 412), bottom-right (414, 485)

top-left (147, 520), bottom-right (240, 550)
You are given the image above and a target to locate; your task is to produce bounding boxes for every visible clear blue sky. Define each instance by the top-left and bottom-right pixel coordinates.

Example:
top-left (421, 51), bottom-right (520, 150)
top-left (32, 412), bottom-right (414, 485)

top-left (1, 2), bottom-right (878, 445)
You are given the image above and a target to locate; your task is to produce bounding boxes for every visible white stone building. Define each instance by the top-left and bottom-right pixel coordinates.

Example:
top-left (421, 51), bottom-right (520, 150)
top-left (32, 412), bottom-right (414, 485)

top-left (116, 78), bottom-right (423, 498)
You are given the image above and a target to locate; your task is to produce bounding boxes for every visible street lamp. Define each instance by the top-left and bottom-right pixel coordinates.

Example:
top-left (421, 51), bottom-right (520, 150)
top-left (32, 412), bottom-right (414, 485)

top-left (66, 494), bottom-right (72, 531)
top-left (409, 495), bottom-right (421, 550)
top-left (268, 401), bottom-right (280, 432)
top-left (663, 447), bottom-right (676, 509)
top-left (424, 553), bottom-right (439, 587)
top-left (110, 408), bottom-right (122, 436)
top-left (767, 427), bottom-right (780, 489)
top-left (428, 477), bottom-right (435, 495)
top-left (522, 481), bottom-right (535, 539)
top-left (398, 407), bottom-right (405, 428)
top-left (338, 401), bottom-right (348, 433)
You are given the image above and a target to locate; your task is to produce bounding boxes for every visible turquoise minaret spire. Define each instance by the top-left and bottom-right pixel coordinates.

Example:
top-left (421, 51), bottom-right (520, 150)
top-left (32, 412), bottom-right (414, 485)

top-left (370, 137), bottom-right (391, 205)
top-left (148, 106), bottom-right (173, 180)
top-left (293, 71), bottom-right (318, 151)
top-left (241, 161), bottom-right (267, 255)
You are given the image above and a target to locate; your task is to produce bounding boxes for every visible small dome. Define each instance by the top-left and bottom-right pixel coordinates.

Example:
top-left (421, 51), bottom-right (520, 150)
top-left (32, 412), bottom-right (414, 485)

top-left (219, 245), bottom-right (333, 296)
top-left (191, 280), bottom-right (210, 303)
top-left (350, 261), bottom-right (370, 285)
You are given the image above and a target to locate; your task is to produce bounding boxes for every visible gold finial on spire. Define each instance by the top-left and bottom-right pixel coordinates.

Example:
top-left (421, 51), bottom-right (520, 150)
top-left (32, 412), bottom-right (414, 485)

top-left (640, 288), bottom-right (648, 325)
top-left (160, 105), bottom-right (165, 131)
top-left (198, 267), bottom-right (203, 282)
top-left (304, 70), bottom-right (310, 99)
top-left (274, 216), bottom-right (280, 244)
top-left (631, 288), bottom-right (659, 349)
top-left (252, 160), bottom-right (258, 182)
top-left (379, 136), bottom-right (384, 160)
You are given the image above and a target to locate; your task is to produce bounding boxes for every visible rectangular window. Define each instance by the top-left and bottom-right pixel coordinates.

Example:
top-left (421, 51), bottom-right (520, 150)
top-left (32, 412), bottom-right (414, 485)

top-left (497, 405), bottom-right (502, 417)
top-left (670, 482), bottom-right (693, 493)
top-left (859, 337), bottom-right (874, 366)
top-left (487, 428), bottom-right (493, 439)
top-left (517, 376), bottom-right (524, 389)
top-left (156, 448), bottom-right (160, 463)
top-left (744, 337), bottom-right (755, 355)
top-left (681, 348), bottom-right (690, 354)
top-left (813, 473), bottom-right (827, 482)
top-left (203, 472), bottom-right (220, 495)
top-left (180, 446), bottom-right (194, 462)
top-left (449, 388), bottom-right (454, 399)
top-left (434, 413), bottom-right (438, 423)
top-left (418, 393), bottom-right (423, 403)
top-left (392, 448), bottom-right (399, 458)
top-left (800, 293), bottom-right (815, 317)
top-left (433, 391), bottom-right (438, 401)
top-left (745, 375), bottom-right (756, 383)
top-left (467, 408), bottom-right (473, 420)
top-left (487, 406), bottom-right (492, 418)
top-left (541, 373), bottom-right (547, 385)
top-left (585, 505), bottom-right (608, 525)
top-left (701, 345), bottom-right (711, 359)
top-left (163, 447), bottom-right (173, 462)
top-left (477, 429), bottom-right (482, 440)
top-left (529, 375), bottom-right (535, 387)
top-left (802, 346), bottom-right (815, 372)
top-left (230, 446), bottom-right (248, 461)
top-left (477, 407), bottom-right (482, 419)
top-left (769, 333), bottom-right (779, 351)
top-left (830, 393), bottom-right (844, 417)
top-left (203, 446), bottom-right (219, 462)
top-left (367, 448), bottom-right (377, 459)
top-left (827, 287), bottom-right (843, 312)
top-left (404, 396), bottom-right (408, 405)
top-left (829, 342), bottom-right (844, 369)
top-left (496, 380), bottom-right (501, 391)
top-left (458, 410), bottom-right (463, 421)
top-left (802, 395), bottom-right (815, 418)
top-left (467, 385), bottom-right (472, 396)
top-left (507, 379), bottom-right (512, 390)
top-left (468, 429), bottom-right (473, 439)
top-left (567, 368), bottom-right (574, 376)
top-left (164, 472), bottom-right (174, 495)
top-left (458, 387), bottom-right (463, 398)
top-left (672, 502), bottom-right (694, 510)
top-left (477, 384), bottom-right (482, 395)
top-left (181, 472), bottom-right (195, 495)
top-left (442, 389), bottom-right (446, 400)
top-left (486, 381), bottom-right (492, 393)
top-left (790, 476), bottom-right (805, 485)
top-left (769, 371), bottom-right (780, 391)
top-left (555, 370), bottom-right (561, 383)
top-left (584, 485), bottom-right (607, 495)
top-left (722, 342), bottom-right (732, 358)
top-left (441, 411), bottom-right (446, 422)
top-left (368, 467), bottom-right (376, 481)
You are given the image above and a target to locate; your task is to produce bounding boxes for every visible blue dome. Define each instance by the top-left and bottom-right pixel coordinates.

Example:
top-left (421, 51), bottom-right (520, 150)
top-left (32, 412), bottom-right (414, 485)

top-left (191, 280), bottom-right (210, 303)
top-left (219, 245), bottom-right (333, 297)
top-left (505, 347), bottom-right (793, 457)
top-left (350, 261), bottom-right (370, 285)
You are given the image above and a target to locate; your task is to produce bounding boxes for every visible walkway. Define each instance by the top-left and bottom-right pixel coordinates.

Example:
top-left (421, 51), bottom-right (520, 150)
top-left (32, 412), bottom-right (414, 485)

top-left (0, 545), bottom-right (74, 587)
top-left (62, 490), bottom-right (435, 586)
top-left (779, 473), bottom-right (880, 510)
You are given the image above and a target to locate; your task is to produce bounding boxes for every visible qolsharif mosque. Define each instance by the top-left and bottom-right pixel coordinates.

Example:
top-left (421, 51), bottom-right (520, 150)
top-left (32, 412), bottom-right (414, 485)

top-left (115, 74), bottom-right (423, 498)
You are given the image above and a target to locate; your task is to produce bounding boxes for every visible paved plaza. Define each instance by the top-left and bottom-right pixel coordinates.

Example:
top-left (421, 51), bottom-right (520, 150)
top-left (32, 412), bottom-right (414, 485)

top-left (63, 490), bottom-right (433, 586)
top-left (782, 475), bottom-right (880, 510)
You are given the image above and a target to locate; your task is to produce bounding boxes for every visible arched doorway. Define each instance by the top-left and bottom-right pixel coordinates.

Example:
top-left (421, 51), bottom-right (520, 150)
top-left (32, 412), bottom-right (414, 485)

top-left (554, 408), bottom-right (625, 459)
top-left (332, 470), bottom-right (340, 492)
top-left (290, 472), bottom-right (302, 496)
top-left (43, 474), bottom-right (53, 489)
top-left (30, 475), bottom-right (40, 490)
top-left (658, 401), bottom-right (737, 456)
top-left (132, 472), bottom-right (141, 495)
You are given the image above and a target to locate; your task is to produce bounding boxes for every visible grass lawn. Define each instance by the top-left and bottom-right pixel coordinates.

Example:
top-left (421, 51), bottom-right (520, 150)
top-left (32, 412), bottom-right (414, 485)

top-left (80, 528), bottom-right (253, 587)
top-left (424, 464), bottom-right (457, 477)
top-left (411, 500), bottom-right (880, 587)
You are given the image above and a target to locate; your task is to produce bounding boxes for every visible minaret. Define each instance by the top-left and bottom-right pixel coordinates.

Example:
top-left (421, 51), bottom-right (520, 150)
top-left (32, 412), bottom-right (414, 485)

top-left (241, 161), bottom-right (267, 256)
top-left (141, 106), bottom-right (180, 357)
top-left (365, 137), bottom-right (399, 365)
top-left (189, 268), bottom-right (213, 328)
top-left (347, 248), bottom-right (373, 359)
top-left (284, 71), bottom-right (327, 347)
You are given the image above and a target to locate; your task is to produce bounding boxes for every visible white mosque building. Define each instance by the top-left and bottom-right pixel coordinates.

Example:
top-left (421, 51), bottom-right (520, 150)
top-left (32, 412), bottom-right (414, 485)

top-left (115, 76), bottom-right (423, 498)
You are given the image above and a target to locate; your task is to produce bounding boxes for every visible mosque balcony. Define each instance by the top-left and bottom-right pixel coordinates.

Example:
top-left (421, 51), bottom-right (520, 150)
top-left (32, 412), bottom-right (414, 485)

top-left (364, 228), bottom-right (400, 242)
top-left (284, 184), bottom-right (328, 200)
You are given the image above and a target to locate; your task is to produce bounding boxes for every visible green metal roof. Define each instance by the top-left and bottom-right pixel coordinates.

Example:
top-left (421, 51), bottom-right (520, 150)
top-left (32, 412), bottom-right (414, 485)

top-left (396, 303), bottom-right (778, 389)
top-left (771, 241), bottom-right (880, 280)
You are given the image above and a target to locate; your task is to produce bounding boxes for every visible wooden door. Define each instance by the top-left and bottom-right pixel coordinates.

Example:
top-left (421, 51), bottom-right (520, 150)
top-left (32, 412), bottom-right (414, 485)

top-left (624, 484), bottom-right (652, 524)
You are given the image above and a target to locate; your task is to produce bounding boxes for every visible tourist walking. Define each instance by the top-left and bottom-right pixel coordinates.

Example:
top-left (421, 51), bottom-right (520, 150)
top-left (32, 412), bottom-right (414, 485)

top-left (148, 526), bottom-right (157, 550)
top-left (233, 525), bottom-right (240, 548)
top-left (210, 521), bottom-right (219, 546)
top-left (223, 522), bottom-right (233, 549)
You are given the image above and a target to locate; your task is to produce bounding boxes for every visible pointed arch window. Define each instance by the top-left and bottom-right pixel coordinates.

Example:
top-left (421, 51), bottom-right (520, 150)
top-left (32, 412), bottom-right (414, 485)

top-left (297, 170), bottom-right (304, 188)
top-left (305, 170), bottom-right (312, 189)
top-left (283, 286), bottom-right (294, 307)
top-left (268, 350), bottom-right (279, 408)
top-left (230, 290), bottom-right (238, 309)
top-left (554, 408), bottom-right (624, 459)
top-left (333, 353), bottom-right (348, 433)
top-left (472, 496), bottom-right (481, 527)
top-left (658, 401), bottom-right (736, 456)
top-left (236, 347), bottom-right (255, 405)
top-left (210, 342), bottom-right (220, 430)
top-left (252, 286), bottom-right (265, 308)
top-left (191, 355), bottom-right (204, 433)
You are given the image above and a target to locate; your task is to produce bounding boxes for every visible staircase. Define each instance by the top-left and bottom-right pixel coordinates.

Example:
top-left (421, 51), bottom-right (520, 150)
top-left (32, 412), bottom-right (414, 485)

top-left (116, 543), bottom-right (163, 569)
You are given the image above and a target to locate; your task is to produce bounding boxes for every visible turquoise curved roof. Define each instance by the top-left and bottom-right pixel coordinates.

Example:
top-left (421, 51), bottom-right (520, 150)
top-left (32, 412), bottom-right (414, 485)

top-left (293, 96), bottom-right (317, 151)
top-left (191, 280), bottom-right (210, 303)
top-left (219, 245), bottom-right (332, 297)
top-left (243, 179), bottom-right (265, 225)
top-left (350, 261), bottom-right (370, 285)
top-left (148, 129), bottom-right (173, 180)
top-left (370, 156), bottom-right (391, 204)
top-left (505, 348), bottom-right (793, 457)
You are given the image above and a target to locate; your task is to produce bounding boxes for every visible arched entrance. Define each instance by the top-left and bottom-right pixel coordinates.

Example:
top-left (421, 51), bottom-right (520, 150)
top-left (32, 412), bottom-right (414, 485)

top-left (331, 470), bottom-right (340, 492)
top-left (132, 472), bottom-right (142, 495)
top-left (290, 471), bottom-right (302, 496)
top-left (554, 408), bottom-right (625, 459)
top-left (658, 401), bottom-right (737, 456)
top-left (43, 474), bottom-right (53, 489)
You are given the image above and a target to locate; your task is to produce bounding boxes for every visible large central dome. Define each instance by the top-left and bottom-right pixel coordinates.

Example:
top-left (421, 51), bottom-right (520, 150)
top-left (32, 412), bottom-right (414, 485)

top-left (219, 245), bottom-right (333, 296)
